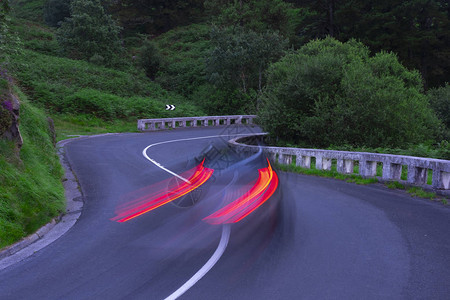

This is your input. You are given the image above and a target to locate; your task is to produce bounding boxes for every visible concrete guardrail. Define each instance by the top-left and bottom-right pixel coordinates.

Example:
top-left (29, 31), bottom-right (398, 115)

top-left (138, 115), bottom-right (257, 131)
top-left (228, 133), bottom-right (450, 191)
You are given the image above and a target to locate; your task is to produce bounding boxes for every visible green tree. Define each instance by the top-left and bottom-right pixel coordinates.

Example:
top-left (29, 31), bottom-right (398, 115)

top-left (205, 0), bottom-right (299, 40)
top-left (258, 37), bottom-right (440, 148)
top-left (428, 83), bottom-right (450, 139)
top-left (206, 26), bottom-right (287, 111)
top-left (290, 0), bottom-right (450, 88)
top-left (43, 0), bottom-right (71, 27)
top-left (108, 0), bottom-right (205, 35)
top-left (57, 0), bottom-right (122, 64)
top-left (139, 40), bottom-right (164, 80)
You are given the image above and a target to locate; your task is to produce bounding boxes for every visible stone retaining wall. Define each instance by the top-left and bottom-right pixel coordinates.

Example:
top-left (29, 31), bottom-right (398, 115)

top-left (228, 133), bottom-right (450, 190)
top-left (138, 115), bottom-right (257, 131)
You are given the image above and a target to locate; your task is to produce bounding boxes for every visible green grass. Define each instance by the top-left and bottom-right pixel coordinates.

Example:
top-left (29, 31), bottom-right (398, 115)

top-left (386, 181), bottom-right (405, 189)
top-left (53, 115), bottom-right (139, 141)
top-left (7, 18), bottom-right (205, 130)
top-left (0, 87), bottom-right (65, 249)
top-left (274, 159), bottom-right (378, 185)
top-left (406, 187), bottom-right (436, 200)
top-left (10, 18), bottom-right (60, 56)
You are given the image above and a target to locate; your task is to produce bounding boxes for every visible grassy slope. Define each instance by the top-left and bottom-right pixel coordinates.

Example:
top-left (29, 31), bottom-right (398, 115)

top-left (0, 2), bottom-right (206, 248)
top-left (9, 17), bottom-right (205, 140)
top-left (0, 87), bottom-right (65, 248)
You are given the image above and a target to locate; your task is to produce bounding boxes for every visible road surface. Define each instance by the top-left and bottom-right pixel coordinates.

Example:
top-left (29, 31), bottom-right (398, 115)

top-left (1, 126), bottom-right (449, 299)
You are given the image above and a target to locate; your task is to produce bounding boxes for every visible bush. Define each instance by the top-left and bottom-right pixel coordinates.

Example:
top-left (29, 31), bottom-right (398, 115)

top-left (428, 83), bottom-right (450, 138)
top-left (63, 89), bottom-right (125, 120)
top-left (192, 83), bottom-right (255, 115)
top-left (258, 37), bottom-right (440, 148)
top-left (43, 0), bottom-right (71, 27)
top-left (57, 0), bottom-right (122, 64)
top-left (139, 40), bottom-right (164, 80)
top-left (154, 24), bottom-right (212, 96)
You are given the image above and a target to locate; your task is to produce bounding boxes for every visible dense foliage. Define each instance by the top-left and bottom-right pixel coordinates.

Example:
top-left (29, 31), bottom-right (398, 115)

top-left (428, 84), bottom-right (450, 139)
top-left (43, 0), bottom-right (70, 27)
top-left (57, 0), bottom-right (122, 64)
top-left (258, 38), bottom-right (440, 148)
top-left (154, 24), bottom-right (211, 96)
top-left (138, 40), bottom-right (163, 80)
top-left (205, 0), bottom-right (300, 40)
top-left (287, 0), bottom-right (450, 89)
top-left (10, 49), bottom-right (202, 120)
top-left (1, 0), bottom-right (21, 61)
top-left (107, 0), bottom-right (205, 35)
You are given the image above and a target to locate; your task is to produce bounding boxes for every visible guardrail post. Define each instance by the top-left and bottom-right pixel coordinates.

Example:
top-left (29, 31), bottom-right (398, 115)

top-left (279, 154), bottom-right (292, 165)
top-left (337, 159), bottom-right (344, 173)
top-left (301, 156), bottom-right (311, 169)
top-left (432, 169), bottom-right (450, 189)
top-left (270, 152), bottom-right (277, 162)
top-left (322, 158), bottom-right (332, 171)
top-left (407, 166), bottom-right (427, 185)
top-left (361, 161), bottom-right (377, 177)
top-left (344, 159), bottom-right (354, 174)
top-left (383, 163), bottom-right (402, 180)
top-left (315, 156), bottom-right (323, 170)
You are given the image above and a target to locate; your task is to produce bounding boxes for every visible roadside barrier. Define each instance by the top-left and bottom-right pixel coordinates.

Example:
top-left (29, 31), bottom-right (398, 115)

top-left (228, 133), bottom-right (450, 191)
top-left (138, 115), bottom-right (257, 131)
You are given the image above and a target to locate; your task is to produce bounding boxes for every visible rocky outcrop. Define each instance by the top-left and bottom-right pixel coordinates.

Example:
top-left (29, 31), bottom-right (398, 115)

top-left (1, 86), bottom-right (23, 150)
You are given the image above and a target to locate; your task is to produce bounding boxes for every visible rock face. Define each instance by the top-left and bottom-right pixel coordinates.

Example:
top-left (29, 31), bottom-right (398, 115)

top-left (1, 88), bottom-right (23, 150)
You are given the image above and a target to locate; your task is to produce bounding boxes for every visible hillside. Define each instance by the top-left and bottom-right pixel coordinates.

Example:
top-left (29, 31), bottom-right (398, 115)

top-left (1, 0), bottom-right (448, 249)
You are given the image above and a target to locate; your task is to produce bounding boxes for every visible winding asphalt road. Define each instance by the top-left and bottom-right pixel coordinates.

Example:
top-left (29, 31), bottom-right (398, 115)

top-left (1, 126), bottom-right (450, 299)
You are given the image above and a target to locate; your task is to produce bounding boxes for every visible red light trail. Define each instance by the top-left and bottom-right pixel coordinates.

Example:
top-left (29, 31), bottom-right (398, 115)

top-left (203, 160), bottom-right (278, 224)
top-left (111, 160), bottom-right (213, 222)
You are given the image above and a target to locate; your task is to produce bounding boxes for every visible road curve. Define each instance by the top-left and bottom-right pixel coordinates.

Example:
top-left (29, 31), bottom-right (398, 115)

top-left (0, 126), bottom-right (449, 299)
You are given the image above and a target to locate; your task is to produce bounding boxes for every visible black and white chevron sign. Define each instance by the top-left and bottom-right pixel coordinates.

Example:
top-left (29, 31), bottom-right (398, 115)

top-left (165, 104), bottom-right (176, 111)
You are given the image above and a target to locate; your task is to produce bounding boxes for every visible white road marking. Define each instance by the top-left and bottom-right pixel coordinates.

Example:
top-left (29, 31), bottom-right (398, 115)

top-left (164, 224), bottom-right (231, 300)
top-left (142, 132), bottom-right (253, 300)
top-left (142, 133), bottom-right (255, 183)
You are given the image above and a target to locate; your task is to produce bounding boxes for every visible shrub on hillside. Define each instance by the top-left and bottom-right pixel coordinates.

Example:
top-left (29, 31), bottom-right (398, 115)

top-left (427, 83), bottom-right (450, 139)
top-left (154, 24), bottom-right (212, 96)
top-left (57, 0), bottom-right (122, 64)
top-left (44, 0), bottom-right (71, 27)
top-left (61, 89), bottom-right (204, 121)
top-left (139, 40), bottom-right (164, 80)
top-left (63, 89), bottom-right (125, 120)
top-left (258, 37), bottom-right (440, 148)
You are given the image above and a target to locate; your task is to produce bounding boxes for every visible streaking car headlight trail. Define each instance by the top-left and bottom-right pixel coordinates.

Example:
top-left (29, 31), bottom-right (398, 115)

top-left (203, 160), bottom-right (279, 224)
top-left (111, 159), bottom-right (213, 223)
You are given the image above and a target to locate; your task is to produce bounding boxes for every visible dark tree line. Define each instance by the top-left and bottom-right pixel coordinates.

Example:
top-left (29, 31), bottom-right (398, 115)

top-left (286, 0), bottom-right (450, 88)
top-left (43, 0), bottom-right (449, 88)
